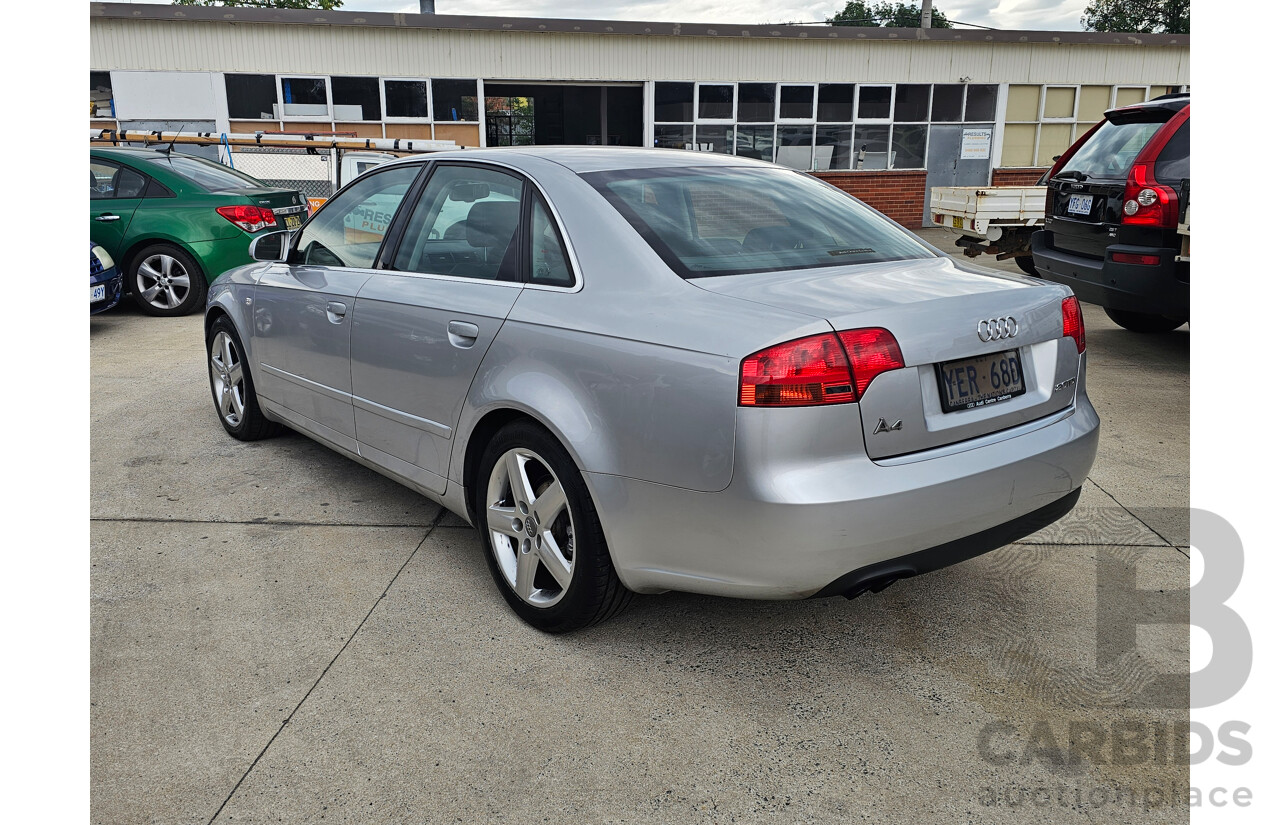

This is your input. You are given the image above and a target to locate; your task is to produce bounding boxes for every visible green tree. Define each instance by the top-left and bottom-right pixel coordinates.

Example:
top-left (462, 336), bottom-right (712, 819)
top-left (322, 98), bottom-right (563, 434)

top-left (828, 1), bottom-right (952, 28)
top-left (173, 0), bottom-right (345, 10)
top-left (1081, 0), bottom-right (1189, 34)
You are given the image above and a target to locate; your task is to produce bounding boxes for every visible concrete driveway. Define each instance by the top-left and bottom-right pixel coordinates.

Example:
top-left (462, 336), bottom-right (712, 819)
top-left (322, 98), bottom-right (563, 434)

top-left (91, 237), bottom-right (1189, 824)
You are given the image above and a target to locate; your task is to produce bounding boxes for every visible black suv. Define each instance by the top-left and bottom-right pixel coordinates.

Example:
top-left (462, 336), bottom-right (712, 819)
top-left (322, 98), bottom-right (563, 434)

top-left (1031, 94), bottom-right (1189, 332)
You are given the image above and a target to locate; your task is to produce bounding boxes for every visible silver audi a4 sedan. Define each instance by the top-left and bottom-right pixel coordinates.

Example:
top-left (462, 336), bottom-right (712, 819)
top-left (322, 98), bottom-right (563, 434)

top-left (205, 147), bottom-right (1099, 632)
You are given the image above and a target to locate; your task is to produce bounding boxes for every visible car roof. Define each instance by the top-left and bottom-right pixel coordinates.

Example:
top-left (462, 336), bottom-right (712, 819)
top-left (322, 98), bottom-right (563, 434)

top-left (382, 146), bottom-right (778, 175)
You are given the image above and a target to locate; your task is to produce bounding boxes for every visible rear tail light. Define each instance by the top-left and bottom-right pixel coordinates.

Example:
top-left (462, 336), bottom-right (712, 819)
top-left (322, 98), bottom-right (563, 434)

top-left (1062, 296), bottom-right (1086, 354)
top-left (837, 327), bottom-right (906, 399)
top-left (1120, 161), bottom-right (1178, 228)
top-left (216, 205), bottom-right (278, 233)
top-left (1111, 252), bottom-right (1161, 266)
top-left (739, 328), bottom-right (903, 407)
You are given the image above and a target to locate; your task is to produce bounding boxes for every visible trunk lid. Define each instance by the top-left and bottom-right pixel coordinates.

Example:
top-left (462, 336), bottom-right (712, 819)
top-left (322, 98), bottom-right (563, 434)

top-left (695, 256), bottom-right (1083, 459)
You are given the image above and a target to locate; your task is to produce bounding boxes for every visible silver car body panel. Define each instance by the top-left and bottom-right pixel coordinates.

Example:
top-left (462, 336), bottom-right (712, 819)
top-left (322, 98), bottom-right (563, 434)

top-left (206, 147), bottom-right (1100, 600)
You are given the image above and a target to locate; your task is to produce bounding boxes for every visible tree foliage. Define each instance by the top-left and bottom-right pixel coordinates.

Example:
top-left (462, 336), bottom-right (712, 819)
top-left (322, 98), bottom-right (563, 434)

top-left (172, 0), bottom-right (345, 10)
top-left (828, 1), bottom-right (952, 28)
top-left (1081, 0), bottom-right (1189, 34)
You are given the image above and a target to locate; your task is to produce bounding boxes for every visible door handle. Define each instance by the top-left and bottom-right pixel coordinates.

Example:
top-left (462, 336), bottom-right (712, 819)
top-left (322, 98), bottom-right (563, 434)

top-left (447, 320), bottom-right (480, 348)
top-left (326, 301), bottom-right (347, 324)
top-left (94, 214), bottom-right (121, 222)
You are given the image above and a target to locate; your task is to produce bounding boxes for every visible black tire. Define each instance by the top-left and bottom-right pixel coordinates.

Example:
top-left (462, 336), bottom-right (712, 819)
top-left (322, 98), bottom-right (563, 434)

top-left (206, 315), bottom-right (283, 441)
top-left (1015, 256), bottom-right (1040, 277)
top-left (474, 421), bottom-right (632, 632)
top-left (1103, 307), bottom-right (1187, 333)
top-left (129, 243), bottom-right (207, 317)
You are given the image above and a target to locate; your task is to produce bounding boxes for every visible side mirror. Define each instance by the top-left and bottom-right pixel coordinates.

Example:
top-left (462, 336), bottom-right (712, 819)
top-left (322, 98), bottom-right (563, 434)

top-left (249, 230), bottom-right (290, 262)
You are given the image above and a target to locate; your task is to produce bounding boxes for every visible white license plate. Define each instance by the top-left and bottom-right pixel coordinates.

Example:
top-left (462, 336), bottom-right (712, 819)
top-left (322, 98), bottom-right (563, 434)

top-left (1067, 194), bottom-right (1093, 216)
top-left (91, 284), bottom-right (107, 303)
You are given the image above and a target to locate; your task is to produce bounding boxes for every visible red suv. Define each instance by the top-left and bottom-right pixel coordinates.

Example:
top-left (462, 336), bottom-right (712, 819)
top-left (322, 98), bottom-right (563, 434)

top-left (1031, 94), bottom-right (1189, 332)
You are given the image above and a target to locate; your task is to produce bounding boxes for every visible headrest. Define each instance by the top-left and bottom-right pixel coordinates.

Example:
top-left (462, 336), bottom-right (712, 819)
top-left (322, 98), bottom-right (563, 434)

top-left (466, 200), bottom-right (521, 249)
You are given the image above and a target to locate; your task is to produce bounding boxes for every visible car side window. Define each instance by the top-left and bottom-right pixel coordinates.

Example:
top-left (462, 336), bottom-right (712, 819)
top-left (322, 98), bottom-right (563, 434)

top-left (90, 160), bottom-right (146, 200)
top-left (1154, 121), bottom-right (1190, 185)
top-left (290, 165), bottom-right (421, 269)
top-left (528, 195), bottom-right (574, 287)
top-left (391, 165), bottom-right (524, 281)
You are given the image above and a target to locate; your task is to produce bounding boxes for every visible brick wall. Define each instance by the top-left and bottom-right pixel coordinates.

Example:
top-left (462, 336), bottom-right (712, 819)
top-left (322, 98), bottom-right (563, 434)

top-left (811, 170), bottom-right (928, 228)
top-left (992, 167), bottom-right (1048, 187)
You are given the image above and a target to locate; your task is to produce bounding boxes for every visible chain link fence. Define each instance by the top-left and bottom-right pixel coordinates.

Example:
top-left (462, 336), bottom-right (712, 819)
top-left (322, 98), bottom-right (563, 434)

top-left (222, 146), bottom-right (339, 201)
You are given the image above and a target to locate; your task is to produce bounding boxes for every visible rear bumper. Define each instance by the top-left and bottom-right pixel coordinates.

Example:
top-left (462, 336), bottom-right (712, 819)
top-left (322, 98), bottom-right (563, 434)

top-left (586, 365), bottom-right (1099, 599)
top-left (1031, 230), bottom-right (1188, 317)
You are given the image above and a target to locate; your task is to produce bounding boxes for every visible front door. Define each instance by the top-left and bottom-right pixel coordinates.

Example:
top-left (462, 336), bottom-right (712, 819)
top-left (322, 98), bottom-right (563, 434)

top-left (922, 123), bottom-right (994, 224)
top-left (251, 163), bottom-right (423, 452)
top-left (350, 163), bottom-right (529, 493)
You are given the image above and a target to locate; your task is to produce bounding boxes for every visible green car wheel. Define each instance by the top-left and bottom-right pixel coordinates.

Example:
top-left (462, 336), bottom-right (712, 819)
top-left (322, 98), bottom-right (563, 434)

top-left (129, 244), bottom-right (207, 317)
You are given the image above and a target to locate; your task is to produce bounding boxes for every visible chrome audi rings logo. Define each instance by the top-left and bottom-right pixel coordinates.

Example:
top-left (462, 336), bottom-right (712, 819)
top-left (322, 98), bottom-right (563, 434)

top-left (977, 316), bottom-right (1019, 342)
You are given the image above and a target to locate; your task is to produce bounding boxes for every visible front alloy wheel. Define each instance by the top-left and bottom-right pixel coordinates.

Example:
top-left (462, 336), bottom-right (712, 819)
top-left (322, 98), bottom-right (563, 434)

top-left (485, 447), bottom-right (576, 608)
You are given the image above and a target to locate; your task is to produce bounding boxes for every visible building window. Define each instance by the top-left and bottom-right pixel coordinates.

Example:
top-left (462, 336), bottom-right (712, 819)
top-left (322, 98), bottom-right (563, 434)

top-left (857, 86), bottom-right (892, 120)
top-left (279, 77), bottom-right (329, 118)
top-left (853, 125), bottom-right (891, 169)
top-left (893, 84), bottom-right (930, 123)
top-left (694, 125), bottom-right (732, 153)
top-left (735, 125), bottom-right (775, 161)
top-left (384, 79), bottom-right (430, 120)
top-left (965, 85), bottom-right (998, 122)
top-left (697, 84), bottom-right (734, 120)
top-left (779, 85), bottom-right (816, 120)
top-left (225, 73), bottom-right (278, 120)
top-left (776, 125), bottom-right (814, 169)
top-left (817, 84), bottom-right (854, 122)
top-left (655, 124), bottom-right (693, 150)
top-left (91, 71), bottom-right (114, 119)
top-left (737, 84), bottom-right (775, 122)
top-left (331, 76), bottom-right (381, 121)
top-left (432, 79), bottom-right (479, 122)
top-left (655, 82), bottom-right (694, 122)
top-left (1000, 84), bottom-right (1151, 168)
top-left (930, 84), bottom-right (964, 122)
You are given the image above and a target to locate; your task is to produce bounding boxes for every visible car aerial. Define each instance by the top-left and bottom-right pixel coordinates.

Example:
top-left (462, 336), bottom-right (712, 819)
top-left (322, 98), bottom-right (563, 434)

top-left (204, 147), bottom-right (1099, 632)
top-left (90, 242), bottom-right (122, 315)
top-left (1031, 93), bottom-right (1190, 333)
top-left (90, 146), bottom-right (307, 317)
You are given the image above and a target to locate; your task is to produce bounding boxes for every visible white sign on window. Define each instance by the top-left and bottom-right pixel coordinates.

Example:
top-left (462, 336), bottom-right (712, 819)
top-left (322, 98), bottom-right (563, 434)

top-left (961, 128), bottom-right (993, 160)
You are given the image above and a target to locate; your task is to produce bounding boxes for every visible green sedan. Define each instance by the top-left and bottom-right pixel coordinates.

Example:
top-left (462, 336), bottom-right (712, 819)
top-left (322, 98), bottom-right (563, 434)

top-left (90, 147), bottom-right (307, 316)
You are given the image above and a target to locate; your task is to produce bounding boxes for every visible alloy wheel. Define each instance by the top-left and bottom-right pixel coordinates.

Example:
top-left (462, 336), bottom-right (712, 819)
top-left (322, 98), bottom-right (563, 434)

top-left (485, 447), bottom-right (576, 608)
top-left (209, 331), bottom-right (246, 427)
top-left (137, 253), bottom-right (192, 311)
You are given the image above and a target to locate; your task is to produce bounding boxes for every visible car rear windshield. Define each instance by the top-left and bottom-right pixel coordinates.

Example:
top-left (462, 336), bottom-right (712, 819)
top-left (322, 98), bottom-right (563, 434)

top-left (1058, 116), bottom-right (1166, 181)
top-left (583, 166), bottom-right (933, 279)
top-left (146, 155), bottom-right (268, 191)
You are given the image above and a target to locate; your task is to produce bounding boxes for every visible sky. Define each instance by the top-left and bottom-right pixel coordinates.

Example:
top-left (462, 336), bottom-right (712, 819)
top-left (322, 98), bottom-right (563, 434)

top-left (128, 1), bottom-right (1094, 31)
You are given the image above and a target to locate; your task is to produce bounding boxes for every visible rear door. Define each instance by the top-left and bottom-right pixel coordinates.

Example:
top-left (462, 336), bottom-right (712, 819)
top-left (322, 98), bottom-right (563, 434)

top-left (89, 159), bottom-right (146, 259)
top-left (350, 163), bottom-right (529, 494)
top-left (251, 163), bottom-right (423, 452)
